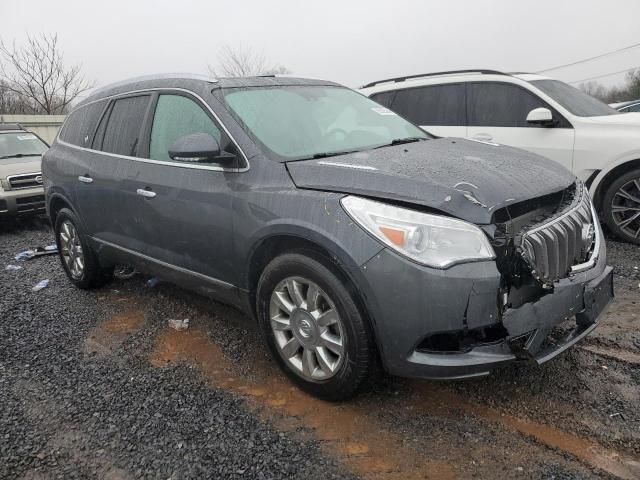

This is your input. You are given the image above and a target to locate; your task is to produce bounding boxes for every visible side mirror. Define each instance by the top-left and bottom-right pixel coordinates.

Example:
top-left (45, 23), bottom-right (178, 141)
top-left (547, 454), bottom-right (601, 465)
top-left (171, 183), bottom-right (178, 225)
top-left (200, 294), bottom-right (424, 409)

top-left (526, 107), bottom-right (556, 127)
top-left (168, 133), bottom-right (235, 164)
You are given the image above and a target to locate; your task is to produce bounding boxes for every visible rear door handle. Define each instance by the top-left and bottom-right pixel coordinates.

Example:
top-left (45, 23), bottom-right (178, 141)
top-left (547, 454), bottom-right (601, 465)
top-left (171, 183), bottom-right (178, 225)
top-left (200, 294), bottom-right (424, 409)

top-left (471, 133), bottom-right (494, 142)
top-left (136, 188), bottom-right (156, 199)
top-left (78, 175), bottom-right (93, 184)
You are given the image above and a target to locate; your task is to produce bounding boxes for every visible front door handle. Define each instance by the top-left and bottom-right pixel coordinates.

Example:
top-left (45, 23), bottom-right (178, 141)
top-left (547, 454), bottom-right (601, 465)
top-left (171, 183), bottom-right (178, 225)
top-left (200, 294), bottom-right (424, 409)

top-left (471, 133), bottom-right (494, 142)
top-left (78, 175), bottom-right (93, 184)
top-left (136, 188), bottom-right (156, 199)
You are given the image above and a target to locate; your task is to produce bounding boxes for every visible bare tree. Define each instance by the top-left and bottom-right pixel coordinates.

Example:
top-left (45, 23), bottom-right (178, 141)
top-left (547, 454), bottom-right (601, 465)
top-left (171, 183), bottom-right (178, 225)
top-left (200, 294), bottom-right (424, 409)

top-left (578, 68), bottom-right (640, 103)
top-left (0, 34), bottom-right (92, 114)
top-left (208, 44), bottom-right (291, 77)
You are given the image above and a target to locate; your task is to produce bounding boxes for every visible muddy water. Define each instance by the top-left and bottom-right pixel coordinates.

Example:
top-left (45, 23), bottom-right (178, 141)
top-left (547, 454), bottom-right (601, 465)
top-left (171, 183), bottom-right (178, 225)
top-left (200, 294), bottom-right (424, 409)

top-left (149, 327), bottom-right (457, 480)
top-left (85, 303), bottom-right (145, 356)
top-left (147, 325), bottom-right (640, 480)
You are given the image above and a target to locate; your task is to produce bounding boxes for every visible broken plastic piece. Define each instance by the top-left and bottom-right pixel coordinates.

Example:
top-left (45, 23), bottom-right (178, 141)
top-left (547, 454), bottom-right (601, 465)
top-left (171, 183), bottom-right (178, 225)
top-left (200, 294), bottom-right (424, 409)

top-left (5, 265), bottom-right (23, 272)
top-left (15, 250), bottom-right (34, 261)
top-left (168, 318), bottom-right (189, 331)
top-left (32, 279), bottom-right (50, 292)
top-left (146, 277), bottom-right (160, 288)
top-left (44, 244), bottom-right (57, 252)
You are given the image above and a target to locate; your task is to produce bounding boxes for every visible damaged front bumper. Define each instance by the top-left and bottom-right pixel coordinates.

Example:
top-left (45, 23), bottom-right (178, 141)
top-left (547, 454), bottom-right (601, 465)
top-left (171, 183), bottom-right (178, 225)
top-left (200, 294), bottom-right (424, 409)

top-left (359, 231), bottom-right (613, 380)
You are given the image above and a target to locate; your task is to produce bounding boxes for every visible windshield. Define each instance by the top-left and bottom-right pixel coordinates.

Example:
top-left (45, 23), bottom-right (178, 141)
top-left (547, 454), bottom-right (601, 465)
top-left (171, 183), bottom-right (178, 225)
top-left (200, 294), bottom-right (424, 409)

top-left (0, 132), bottom-right (48, 160)
top-left (223, 85), bottom-right (429, 161)
top-left (531, 79), bottom-right (620, 117)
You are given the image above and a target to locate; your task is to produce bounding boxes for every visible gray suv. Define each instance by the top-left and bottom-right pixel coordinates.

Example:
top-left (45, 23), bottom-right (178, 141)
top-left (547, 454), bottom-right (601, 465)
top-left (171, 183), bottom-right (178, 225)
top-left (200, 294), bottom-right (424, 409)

top-left (43, 74), bottom-right (613, 400)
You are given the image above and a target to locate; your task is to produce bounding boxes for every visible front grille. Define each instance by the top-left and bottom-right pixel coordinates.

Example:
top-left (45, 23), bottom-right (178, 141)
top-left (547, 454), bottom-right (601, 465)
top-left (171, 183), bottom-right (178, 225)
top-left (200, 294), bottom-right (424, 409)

top-left (520, 184), bottom-right (596, 285)
top-left (7, 172), bottom-right (43, 190)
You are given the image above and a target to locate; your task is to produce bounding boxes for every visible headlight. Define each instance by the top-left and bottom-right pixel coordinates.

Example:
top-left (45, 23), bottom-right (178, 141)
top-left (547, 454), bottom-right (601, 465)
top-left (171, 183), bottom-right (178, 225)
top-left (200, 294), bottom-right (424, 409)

top-left (341, 196), bottom-right (495, 268)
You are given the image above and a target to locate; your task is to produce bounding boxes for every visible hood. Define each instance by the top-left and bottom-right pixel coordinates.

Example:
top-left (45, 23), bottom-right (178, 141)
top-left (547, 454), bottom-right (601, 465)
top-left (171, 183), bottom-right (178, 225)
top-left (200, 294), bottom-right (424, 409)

top-left (286, 138), bottom-right (575, 224)
top-left (582, 112), bottom-right (640, 125)
top-left (1, 157), bottom-right (42, 179)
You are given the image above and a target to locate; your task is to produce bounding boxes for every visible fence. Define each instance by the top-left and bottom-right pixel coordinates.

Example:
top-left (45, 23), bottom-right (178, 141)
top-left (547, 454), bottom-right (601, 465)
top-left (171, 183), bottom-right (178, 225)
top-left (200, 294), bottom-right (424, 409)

top-left (0, 114), bottom-right (65, 145)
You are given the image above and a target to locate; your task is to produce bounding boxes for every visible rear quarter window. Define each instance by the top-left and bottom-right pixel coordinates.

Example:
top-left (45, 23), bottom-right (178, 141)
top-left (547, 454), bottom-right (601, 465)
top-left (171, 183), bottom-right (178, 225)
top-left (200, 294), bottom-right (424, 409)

top-left (59, 100), bottom-right (108, 147)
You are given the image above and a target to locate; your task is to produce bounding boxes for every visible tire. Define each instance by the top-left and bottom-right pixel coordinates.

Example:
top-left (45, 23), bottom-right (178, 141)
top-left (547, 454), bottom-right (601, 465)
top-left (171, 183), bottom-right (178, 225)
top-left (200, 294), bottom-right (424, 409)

top-left (256, 252), bottom-right (374, 401)
top-left (602, 168), bottom-right (640, 245)
top-left (54, 208), bottom-right (113, 289)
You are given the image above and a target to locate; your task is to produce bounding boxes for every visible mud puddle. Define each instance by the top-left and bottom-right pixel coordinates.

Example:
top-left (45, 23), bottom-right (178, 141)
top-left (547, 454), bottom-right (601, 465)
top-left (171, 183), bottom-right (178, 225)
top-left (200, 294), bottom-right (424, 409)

top-left (85, 299), bottom-right (145, 357)
top-left (150, 327), bottom-right (456, 479)
top-left (148, 326), bottom-right (639, 479)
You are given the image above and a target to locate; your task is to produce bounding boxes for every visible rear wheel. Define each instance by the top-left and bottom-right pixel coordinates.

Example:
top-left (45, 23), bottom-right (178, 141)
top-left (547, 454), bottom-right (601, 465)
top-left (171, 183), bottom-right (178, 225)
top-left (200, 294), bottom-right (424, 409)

top-left (257, 252), bottom-right (374, 400)
top-left (603, 168), bottom-right (640, 244)
top-left (54, 208), bottom-right (113, 289)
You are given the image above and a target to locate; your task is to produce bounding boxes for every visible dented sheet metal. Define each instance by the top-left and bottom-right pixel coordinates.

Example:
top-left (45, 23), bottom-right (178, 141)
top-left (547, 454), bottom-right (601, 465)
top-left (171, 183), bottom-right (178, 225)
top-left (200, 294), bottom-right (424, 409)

top-left (287, 138), bottom-right (575, 224)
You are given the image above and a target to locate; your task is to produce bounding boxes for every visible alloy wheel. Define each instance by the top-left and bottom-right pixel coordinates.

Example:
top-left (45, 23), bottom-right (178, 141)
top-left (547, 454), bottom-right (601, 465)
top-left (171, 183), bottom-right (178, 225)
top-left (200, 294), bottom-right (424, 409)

top-left (59, 220), bottom-right (85, 279)
top-left (269, 276), bottom-right (345, 381)
top-left (611, 177), bottom-right (640, 239)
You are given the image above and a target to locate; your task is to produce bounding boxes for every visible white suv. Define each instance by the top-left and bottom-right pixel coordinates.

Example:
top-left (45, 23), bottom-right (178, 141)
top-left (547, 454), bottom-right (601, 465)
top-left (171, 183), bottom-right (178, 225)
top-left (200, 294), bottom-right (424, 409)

top-left (360, 70), bottom-right (640, 244)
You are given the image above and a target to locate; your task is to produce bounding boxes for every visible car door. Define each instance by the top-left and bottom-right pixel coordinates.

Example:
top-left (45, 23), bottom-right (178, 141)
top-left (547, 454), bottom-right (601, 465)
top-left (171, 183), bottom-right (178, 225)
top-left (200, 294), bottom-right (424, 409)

top-left (122, 91), bottom-right (238, 285)
top-left (466, 82), bottom-right (575, 171)
top-left (371, 84), bottom-right (468, 138)
top-left (80, 94), bottom-right (153, 245)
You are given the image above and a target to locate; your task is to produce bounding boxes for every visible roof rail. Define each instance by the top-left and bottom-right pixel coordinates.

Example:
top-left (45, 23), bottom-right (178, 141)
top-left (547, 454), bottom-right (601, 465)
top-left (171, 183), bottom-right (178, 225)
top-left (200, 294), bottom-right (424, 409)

top-left (361, 69), bottom-right (509, 89)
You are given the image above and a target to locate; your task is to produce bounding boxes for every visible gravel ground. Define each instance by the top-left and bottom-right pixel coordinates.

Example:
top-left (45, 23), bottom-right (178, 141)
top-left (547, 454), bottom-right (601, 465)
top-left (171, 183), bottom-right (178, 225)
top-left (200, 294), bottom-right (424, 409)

top-left (1, 217), bottom-right (638, 480)
top-left (0, 218), bottom-right (354, 480)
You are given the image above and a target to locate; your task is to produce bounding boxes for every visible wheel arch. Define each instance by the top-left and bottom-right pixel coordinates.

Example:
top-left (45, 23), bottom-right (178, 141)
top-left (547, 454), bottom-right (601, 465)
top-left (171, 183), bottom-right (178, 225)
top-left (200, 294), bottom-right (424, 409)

top-left (244, 229), bottom-right (385, 365)
top-left (591, 158), bottom-right (640, 212)
top-left (47, 191), bottom-right (76, 226)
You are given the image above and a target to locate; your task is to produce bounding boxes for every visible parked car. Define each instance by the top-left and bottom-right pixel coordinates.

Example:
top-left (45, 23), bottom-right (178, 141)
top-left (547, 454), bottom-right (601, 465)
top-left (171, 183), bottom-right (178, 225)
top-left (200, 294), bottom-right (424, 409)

top-left (610, 99), bottom-right (640, 113)
top-left (0, 123), bottom-right (48, 218)
top-left (360, 70), bottom-right (640, 244)
top-left (43, 74), bottom-right (613, 400)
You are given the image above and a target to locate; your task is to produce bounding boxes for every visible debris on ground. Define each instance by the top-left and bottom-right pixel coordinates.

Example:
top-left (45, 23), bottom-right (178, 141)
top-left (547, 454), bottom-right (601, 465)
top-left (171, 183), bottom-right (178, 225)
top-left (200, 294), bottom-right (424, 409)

top-left (146, 277), bottom-right (160, 288)
top-left (5, 265), bottom-right (22, 272)
top-left (31, 279), bottom-right (50, 292)
top-left (15, 250), bottom-right (34, 261)
top-left (168, 318), bottom-right (189, 331)
top-left (114, 265), bottom-right (138, 280)
top-left (15, 246), bottom-right (58, 261)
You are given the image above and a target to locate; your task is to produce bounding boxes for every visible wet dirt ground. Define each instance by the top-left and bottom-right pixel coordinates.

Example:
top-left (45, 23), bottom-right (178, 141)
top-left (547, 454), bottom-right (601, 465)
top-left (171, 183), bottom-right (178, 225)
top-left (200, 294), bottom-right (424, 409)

top-left (1, 219), bottom-right (639, 479)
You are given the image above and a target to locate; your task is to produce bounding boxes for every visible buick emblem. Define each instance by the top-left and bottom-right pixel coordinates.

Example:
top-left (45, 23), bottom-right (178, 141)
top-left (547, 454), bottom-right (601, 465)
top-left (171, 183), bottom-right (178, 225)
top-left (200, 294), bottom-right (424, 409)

top-left (35, 175), bottom-right (43, 184)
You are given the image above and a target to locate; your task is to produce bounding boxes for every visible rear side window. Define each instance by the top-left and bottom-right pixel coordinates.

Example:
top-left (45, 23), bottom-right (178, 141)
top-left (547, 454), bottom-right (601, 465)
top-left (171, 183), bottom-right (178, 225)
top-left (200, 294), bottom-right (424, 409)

top-left (370, 91), bottom-right (397, 109)
top-left (468, 83), bottom-right (548, 127)
top-left (149, 94), bottom-right (222, 162)
top-left (101, 95), bottom-right (150, 157)
top-left (386, 84), bottom-right (466, 126)
top-left (59, 100), bottom-right (107, 147)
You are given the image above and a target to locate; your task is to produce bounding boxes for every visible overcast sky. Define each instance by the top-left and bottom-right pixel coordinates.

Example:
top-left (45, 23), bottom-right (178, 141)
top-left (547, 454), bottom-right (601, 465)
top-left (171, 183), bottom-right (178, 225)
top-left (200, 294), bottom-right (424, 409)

top-left (3, 0), bottom-right (640, 95)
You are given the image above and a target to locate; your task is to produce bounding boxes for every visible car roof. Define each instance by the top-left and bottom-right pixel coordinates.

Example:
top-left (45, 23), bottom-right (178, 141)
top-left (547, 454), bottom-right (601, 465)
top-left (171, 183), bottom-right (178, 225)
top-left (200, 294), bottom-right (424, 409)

top-left (359, 70), bottom-right (552, 94)
top-left (78, 73), bottom-right (341, 107)
top-left (611, 99), bottom-right (640, 109)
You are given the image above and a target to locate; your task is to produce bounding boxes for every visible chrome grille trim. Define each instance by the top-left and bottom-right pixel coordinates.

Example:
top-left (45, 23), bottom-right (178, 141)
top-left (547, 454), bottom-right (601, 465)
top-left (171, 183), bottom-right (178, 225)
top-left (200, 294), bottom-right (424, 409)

top-left (520, 186), bottom-right (598, 284)
top-left (7, 172), bottom-right (43, 190)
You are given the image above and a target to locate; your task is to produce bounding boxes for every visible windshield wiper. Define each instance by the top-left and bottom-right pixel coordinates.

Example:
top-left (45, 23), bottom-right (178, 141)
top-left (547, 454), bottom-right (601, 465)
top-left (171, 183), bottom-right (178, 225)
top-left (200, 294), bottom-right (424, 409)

top-left (374, 137), bottom-right (426, 149)
top-left (291, 150), bottom-right (363, 161)
top-left (0, 153), bottom-right (42, 160)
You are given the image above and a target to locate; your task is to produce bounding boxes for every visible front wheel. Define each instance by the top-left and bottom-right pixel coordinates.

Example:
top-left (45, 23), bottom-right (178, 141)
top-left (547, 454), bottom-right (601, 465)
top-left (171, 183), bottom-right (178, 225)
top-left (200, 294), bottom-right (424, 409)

top-left (257, 253), bottom-right (374, 400)
top-left (602, 168), bottom-right (640, 244)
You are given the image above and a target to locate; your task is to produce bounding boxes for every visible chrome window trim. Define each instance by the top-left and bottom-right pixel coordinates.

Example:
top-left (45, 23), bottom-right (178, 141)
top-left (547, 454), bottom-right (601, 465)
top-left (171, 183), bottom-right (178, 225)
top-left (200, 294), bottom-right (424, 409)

top-left (57, 87), bottom-right (249, 173)
top-left (92, 237), bottom-right (236, 289)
